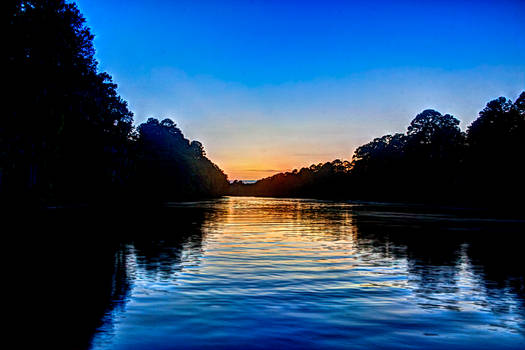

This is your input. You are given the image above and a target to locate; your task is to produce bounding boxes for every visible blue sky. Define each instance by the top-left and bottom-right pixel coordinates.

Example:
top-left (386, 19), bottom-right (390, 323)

top-left (74, 0), bottom-right (524, 179)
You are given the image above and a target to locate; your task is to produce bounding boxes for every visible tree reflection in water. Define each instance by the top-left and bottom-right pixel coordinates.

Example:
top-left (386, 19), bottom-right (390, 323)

top-left (352, 204), bottom-right (525, 333)
top-left (22, 199), bottom-right (525, 349)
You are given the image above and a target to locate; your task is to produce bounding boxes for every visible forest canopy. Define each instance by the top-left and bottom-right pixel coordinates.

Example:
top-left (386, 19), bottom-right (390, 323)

top-left (2, 0), bottom-right (228, 206)
top-left (2, 1), bottom-right (523, 209)
top-left (230, 92), bottom-right (525, 208)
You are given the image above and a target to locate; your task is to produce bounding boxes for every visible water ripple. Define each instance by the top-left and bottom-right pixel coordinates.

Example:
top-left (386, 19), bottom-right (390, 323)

top-left (88, 197), bottom-right (525, 349)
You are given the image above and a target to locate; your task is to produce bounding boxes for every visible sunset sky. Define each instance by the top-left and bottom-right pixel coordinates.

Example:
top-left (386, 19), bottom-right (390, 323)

top-left (74, 0), bottom-right (524, 180)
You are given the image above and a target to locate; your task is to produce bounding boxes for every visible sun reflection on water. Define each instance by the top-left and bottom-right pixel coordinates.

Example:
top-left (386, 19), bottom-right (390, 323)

top-left (87, 197), bottom-right (525, 350)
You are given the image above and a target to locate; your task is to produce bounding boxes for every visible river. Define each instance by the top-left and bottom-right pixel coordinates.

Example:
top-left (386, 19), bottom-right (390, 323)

top-left (37, 197), bottom-right (524, 349)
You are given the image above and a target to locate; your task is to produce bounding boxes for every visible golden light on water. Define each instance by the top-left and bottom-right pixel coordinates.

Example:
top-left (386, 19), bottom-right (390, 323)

top-left (88, 197), bottom-right (525, 349)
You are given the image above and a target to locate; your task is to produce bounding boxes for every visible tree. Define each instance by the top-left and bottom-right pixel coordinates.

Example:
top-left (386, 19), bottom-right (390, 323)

top-left (402, 110), bottom-right (466, 199)
top-left (190, 141), bottom-right (206, 158)
top-left (405, 109), bottom-right (465, 160)
top-left (467, 95), bottom-right (525, 156)
top-left (134, 118), bottom-right (228, 200)
top-left (352, 133), bottom-right (406, 173)
top-left (229, 94), bottom-right (524, 209)
top-left (3, 0), bottom-right (134, 204)
top-left (2, 1), bottom-right (232, 206)
top-left (464, 93), bottom-right (525, 204)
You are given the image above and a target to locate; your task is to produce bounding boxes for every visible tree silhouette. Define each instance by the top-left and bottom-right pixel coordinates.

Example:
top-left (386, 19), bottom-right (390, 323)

top-left (2, 1), bottom-right (228, 206)
top-left (3, 1), bottom-right (523, 209)
top-left (464, 93), bottom-right (525, 204)
top-left (403, 110), bottom-right (465, 200)
top-left (3, 0), bottom-right (134, 204)
top-left (134, 118), bottom-right (228, 201)
top-left (231, 93), bottom-right (524, 210)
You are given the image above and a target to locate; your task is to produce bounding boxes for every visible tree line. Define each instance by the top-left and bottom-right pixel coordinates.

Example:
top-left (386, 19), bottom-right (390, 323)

top-left (3, 1), bottom-right (523, 209)
top-left (2, 0), bottom-right (228, 207)
top-left (230, 92), bottom-right (525, 209)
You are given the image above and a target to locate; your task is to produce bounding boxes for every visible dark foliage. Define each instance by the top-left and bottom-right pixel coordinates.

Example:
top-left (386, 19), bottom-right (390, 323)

top-left (230, 159), bottom-right (353, 198)
top-left (2, 0), bottom-right (228, 206)
top-left (4, 1), bottom-right (523, 208)
top-left (350, 109), bottom-right (466, 201)
top-left (133, 118), bottom-right (228, 201)
top-left (231, 93), bottom-right (524, 210)
top-left (464, 93), bottom-right (525, 203)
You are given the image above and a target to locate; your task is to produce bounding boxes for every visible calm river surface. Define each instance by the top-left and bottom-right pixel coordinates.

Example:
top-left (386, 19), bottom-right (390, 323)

top-left (42, 197), bottom-right (525, 349)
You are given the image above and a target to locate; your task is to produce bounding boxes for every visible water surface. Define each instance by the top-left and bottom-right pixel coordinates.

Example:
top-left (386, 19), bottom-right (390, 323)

top-left (43, 197), bottom-right (525, 349)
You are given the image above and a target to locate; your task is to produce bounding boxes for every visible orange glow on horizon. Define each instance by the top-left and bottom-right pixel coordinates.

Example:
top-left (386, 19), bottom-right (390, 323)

top-left (209, 151), bottom-right (351, 181)
top-left (192, 120), bottom-right (360, 181)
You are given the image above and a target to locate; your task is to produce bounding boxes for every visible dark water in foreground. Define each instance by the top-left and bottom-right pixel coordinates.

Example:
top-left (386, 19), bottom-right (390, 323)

top-left (31, 197), bottom-right (525, 349)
